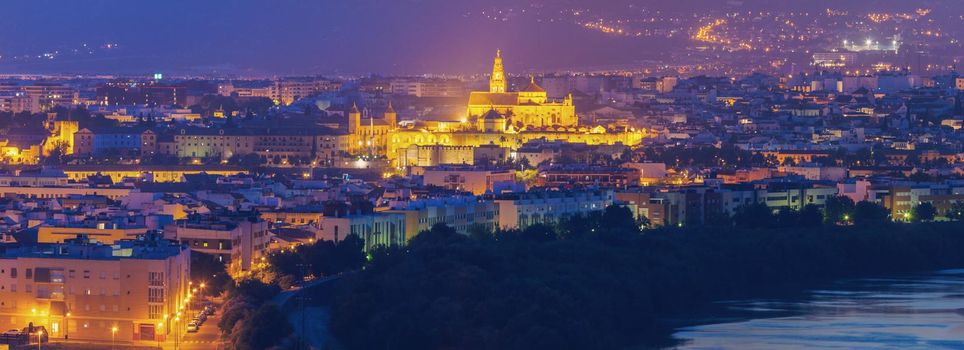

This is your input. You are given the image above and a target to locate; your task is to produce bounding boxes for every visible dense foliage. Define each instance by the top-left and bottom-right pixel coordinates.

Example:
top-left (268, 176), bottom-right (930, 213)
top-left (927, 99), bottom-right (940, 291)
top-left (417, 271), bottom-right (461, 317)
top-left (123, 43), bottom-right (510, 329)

top-left (190, 252), bottom-right (233, 296)
top-left (213, 236), bottom-right (367, 349)
top-left (328, 207), bottom-right (964, 350)
top-left (263, 234), bottom-right (366, 289)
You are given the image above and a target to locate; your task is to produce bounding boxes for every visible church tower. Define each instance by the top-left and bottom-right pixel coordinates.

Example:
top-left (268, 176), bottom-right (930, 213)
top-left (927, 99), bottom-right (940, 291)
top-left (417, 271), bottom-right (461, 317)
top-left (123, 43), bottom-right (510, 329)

top-left (348, 102), bottom-right (361, 134)
top-left (384, 101), bottom-right (397, 129)
top-left (489, 49), bottom-right (507, 93)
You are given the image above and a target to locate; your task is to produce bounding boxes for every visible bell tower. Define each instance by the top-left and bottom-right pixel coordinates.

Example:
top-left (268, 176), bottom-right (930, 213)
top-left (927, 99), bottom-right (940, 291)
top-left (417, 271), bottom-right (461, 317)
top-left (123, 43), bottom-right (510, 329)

top-left (348, 102), bottom-right (361, 134)
top-left (384, 101), bottom-right (397, 129)
top-left (489, 49), bottom-right (507, 93)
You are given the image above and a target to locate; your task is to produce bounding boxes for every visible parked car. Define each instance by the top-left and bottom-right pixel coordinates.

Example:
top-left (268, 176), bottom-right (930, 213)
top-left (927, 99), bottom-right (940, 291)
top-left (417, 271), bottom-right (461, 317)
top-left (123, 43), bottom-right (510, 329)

top-left (186, 322), bottom-right (199, 333)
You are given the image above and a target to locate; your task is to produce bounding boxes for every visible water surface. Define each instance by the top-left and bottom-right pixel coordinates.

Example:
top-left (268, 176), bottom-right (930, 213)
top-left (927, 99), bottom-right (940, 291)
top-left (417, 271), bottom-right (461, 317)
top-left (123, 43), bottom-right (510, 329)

top-left (672, 269), bottom-right (964, 349)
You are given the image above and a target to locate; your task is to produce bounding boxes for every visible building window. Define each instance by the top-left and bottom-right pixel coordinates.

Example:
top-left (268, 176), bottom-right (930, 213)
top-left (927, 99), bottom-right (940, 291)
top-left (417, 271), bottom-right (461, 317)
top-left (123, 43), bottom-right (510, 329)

top-left (148, 288), bottom-right (164, 303)
top-left (148, 272), bottom-right (164, 287)
top-left (148, 304), bottom-right (163, 319)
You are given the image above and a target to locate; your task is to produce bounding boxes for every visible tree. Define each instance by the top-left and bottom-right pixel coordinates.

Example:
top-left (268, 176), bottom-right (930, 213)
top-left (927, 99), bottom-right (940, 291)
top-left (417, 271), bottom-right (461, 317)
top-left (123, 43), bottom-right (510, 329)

top-left (190, 252), bottom-right (232, 297)
top-left (704, 209), bottom-right (733, 227)
top-left (335, 234), bottom-right (367, 271)
top-left (229, 278), bottom-right (281, 304)
top-left (798, 204), bottom-right (824, 227)
top-left (519, 223), bottom-right (557, 242)
top-left (733, 203), bottom-right (775, 229)
top-left (329, 205), bottom-right (964, 350)
top-left (601, 205), bottom-right (641, 236)
top-left (410, 223), bottom-right (466, 249)
top-left (266, 250), bottom-right (306, 284)
top-left (518, 157), bottom-right (532, 170)
top-left (948, 201), bottom-right (964, 221)
top-left (229, 303), bottom-right (293, 350)
top-left (852, 201), bottom-right (890, 227)
top-left (912, 202), bottom-right (937, 222)
top-left (636, 215), bottom-right (652, 229)
top-left (824, 196), bottom-right (856, 225)
top-left (775, 208), bottom-right (801, 228)
top-left (42, 140), bottom-right (71, 165)
top-left (467, 224), bottom-right (494, 240)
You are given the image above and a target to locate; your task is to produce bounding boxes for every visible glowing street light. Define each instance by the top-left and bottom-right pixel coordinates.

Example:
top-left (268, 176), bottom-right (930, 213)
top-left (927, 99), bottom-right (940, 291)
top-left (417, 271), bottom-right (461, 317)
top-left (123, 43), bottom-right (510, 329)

top-left (111, 326), bottom-right (118, 350)
top-left (65, 312), bottom-right (71, 340)
top-left (156, 322), bottom-right (164, 349)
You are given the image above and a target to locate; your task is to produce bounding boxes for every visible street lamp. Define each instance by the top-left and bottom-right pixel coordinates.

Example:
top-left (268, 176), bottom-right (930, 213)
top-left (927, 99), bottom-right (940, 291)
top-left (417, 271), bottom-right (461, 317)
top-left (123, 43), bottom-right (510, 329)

top-left (111, 326), bottom-right (118, 350)
top-left (156, 322), bottom-right (163, 350)
top-left (37, 330), bottom-right (44, 350)
top-left (174, 315), bottom-right (181, 350)
top-left (64, 312), bottom-right (70, 340)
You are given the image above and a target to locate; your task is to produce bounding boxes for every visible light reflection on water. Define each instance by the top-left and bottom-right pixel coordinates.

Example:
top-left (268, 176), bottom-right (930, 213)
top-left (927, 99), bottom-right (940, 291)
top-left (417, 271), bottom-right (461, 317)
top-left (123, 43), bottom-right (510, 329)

top-left (671, 269), bottom-right (964, 350)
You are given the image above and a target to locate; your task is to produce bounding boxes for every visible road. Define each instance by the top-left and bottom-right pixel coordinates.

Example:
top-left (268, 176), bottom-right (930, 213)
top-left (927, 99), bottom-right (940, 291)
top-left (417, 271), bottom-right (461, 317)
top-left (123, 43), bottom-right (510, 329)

top-left (272, 274), bottom-right (342, 307)
top-left (275, 274), bottom-right (348, 349)
top-left (176, 307), bottom-right (223, 350)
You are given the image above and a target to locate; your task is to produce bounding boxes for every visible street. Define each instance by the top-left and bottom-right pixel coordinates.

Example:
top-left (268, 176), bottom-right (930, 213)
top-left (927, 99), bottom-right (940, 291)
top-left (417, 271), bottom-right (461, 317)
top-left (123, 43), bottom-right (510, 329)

top-left (33, 308), bottom-right (224, 350)
top-left (175, 306), bottom-right (223, 350)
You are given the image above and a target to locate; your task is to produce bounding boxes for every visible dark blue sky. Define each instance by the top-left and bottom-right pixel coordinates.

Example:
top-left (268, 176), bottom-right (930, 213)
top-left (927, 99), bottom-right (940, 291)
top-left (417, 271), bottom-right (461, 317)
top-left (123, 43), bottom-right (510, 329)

top-left (0, 0), bottom-right (951, 76)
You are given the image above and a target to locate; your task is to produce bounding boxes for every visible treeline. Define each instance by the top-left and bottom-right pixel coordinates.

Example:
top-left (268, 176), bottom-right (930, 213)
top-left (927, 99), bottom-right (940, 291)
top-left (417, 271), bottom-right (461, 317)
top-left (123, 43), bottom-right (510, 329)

top-left (327, 206), bottom-right (964, 350)
top-left (207, 236), bottom-right (367, 350)
top-left (261, 234), bottom-right (366, 289)
top-left (218, 279), bottom-right (291, 350)
top-left (718, 196), bottom-right (956, 229)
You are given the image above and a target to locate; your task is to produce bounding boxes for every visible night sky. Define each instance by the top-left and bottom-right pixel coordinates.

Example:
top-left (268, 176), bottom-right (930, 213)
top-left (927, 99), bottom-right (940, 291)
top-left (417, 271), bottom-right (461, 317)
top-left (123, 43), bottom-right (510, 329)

top-left (0, 0), bottom-right (954, 76)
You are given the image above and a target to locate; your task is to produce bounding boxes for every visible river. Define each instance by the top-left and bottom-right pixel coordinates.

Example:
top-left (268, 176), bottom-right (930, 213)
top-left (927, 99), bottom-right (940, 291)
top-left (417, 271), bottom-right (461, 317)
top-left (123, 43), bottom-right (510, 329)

top-left (670, 269), bottom-right (964, 349)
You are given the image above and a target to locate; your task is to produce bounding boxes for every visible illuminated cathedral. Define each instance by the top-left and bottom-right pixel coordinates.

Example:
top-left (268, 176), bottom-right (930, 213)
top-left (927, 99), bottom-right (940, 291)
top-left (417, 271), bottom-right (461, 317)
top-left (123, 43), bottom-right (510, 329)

top-left (467, 49), bottom-right (578, 131)
top-left (349, 50), bottom-right (646, 167)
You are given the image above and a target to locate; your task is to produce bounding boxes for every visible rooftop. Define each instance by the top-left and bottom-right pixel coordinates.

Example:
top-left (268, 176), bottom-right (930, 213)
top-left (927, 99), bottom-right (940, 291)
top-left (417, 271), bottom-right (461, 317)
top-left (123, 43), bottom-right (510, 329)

top-left (0, 233), bottom-right (186, 261)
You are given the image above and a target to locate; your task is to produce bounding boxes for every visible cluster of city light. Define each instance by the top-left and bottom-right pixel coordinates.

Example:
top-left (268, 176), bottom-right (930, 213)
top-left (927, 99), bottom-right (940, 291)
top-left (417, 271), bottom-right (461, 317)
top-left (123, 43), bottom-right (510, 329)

top-left (825, 9), bottom-right (849, 17)
top-left (579, 20), bottom-right (651, 38)
top-left (692, 19), bottom-right (753, 51)
top-left (581, 20), bottom-right (625, 35)
top-left (917, 30), bottom-right (943, 38)
top-left (693, 19), bottom-right (727, 44)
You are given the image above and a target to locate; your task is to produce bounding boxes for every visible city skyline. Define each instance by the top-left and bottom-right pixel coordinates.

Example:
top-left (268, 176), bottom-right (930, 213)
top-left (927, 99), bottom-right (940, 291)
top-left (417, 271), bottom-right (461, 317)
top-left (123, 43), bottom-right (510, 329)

top-left (1, 0), bottom-right (961, 76)
top-left (1, 2), bottom-right (964, 349)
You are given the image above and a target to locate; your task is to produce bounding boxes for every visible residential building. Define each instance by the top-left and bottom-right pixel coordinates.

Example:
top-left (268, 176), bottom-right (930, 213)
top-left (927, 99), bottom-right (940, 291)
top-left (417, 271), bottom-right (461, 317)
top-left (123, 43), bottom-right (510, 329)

top-left (493, 190), bottom-right (613, 229)
top-left (0, 234), bottom-right (190, 344)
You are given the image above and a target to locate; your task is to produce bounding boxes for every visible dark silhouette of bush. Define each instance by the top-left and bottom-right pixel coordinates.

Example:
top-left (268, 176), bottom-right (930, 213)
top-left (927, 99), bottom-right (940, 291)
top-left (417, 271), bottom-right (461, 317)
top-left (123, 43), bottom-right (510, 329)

top-left (229, 303), bottom-right (293, 350)
top-left (853, 201), bottom-right (890, 227)
top-left (912, 202), bottom-right (937, 222)
top-left (824, 196), bottom-right (855, 224)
